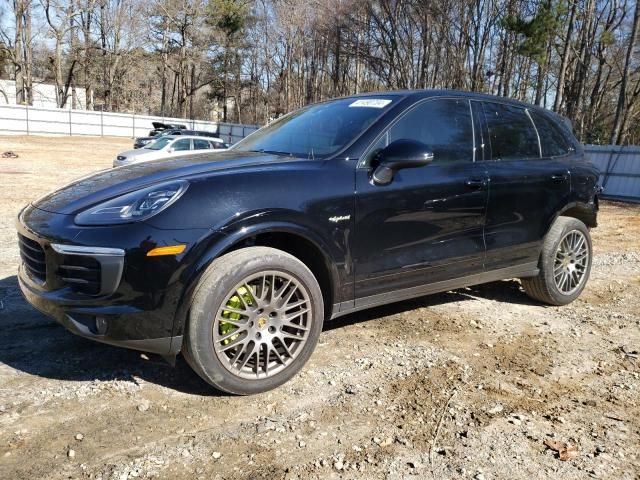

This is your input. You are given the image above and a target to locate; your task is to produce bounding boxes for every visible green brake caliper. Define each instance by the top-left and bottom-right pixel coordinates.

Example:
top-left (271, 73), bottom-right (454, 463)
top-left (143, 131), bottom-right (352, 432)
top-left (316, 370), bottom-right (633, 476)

top-left (220, 286), bottom-right (253, 345)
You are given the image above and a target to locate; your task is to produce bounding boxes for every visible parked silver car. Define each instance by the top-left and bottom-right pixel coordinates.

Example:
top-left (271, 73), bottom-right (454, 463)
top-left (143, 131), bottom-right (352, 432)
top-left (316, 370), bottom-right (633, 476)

top-left (114, 135), bottom-right (229, 167)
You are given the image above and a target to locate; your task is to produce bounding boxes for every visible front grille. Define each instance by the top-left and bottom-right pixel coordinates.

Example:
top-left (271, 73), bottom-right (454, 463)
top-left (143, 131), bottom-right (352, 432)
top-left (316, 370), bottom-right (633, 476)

top-left (18, 234), bottom-right (46, 283)
top-left (58, 255), bottom-right (102, 295)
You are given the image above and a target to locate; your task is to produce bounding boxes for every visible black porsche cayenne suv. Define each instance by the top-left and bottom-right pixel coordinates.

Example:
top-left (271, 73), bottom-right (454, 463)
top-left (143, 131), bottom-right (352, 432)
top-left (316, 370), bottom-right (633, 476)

top-left (17, 90), bottom-right (600, 394)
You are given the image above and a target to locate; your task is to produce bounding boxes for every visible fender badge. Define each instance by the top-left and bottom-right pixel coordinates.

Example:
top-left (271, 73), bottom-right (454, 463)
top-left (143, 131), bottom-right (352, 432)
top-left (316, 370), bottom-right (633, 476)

top-left (329, 215), bottom-right (351, 223)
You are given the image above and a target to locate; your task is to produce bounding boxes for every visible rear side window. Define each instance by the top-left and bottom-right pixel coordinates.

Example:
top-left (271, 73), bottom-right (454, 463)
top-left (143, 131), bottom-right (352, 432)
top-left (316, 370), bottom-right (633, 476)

top-left (529, 111), bottom-right (572, 157)
top-left (374, 98), bottom-right (474, 163)
top-left (193, 139), bottom-right (211, 150)
top-left (482, 102), bottom-right (540, 160)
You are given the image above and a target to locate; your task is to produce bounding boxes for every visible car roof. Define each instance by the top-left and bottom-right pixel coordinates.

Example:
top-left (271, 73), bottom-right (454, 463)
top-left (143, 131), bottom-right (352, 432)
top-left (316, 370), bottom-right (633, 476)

top-left (161, 135), bottom-right (224, 142)
top-left (341, 88), bottom-right (573, 129)
top-left (345, 88), bottom-right (548, 111)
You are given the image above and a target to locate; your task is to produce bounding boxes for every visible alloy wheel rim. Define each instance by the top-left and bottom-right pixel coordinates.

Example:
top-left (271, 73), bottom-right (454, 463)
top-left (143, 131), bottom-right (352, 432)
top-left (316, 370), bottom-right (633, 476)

top-left (553, 230), bottom-right (589, 295)
top-left (213, 271), bottom-right (311, 379)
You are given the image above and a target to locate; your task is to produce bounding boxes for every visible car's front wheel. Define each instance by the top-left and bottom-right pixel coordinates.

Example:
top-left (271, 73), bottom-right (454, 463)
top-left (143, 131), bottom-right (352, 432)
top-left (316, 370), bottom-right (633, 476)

top-left (521, 216), bottom-right (592, 306)
top-left (183, 246), bottom-right (323, 395)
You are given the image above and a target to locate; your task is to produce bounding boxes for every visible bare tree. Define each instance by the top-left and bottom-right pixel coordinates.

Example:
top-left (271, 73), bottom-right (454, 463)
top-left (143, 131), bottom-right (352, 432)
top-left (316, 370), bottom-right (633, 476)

top-left (610, 0), bottom-right (640, 144)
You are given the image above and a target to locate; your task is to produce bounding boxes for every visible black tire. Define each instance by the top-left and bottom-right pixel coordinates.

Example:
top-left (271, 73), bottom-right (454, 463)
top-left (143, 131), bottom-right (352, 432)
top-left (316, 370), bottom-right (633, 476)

top-left (521, 216), bottom-right (592, 306)
top-left (183, 246), bottom-right (323, 395)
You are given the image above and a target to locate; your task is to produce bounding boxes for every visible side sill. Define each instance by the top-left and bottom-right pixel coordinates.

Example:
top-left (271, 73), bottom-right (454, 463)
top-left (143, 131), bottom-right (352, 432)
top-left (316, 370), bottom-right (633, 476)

top-left (330, 262), bottom-right (538, 320)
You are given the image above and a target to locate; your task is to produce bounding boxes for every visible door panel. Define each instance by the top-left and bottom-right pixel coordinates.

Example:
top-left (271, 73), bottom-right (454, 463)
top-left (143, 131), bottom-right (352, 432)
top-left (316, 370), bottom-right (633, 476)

top-left (354, 163), bottom-right (488, 299)
top-left (484, 159), bottom-right (571, 269)
top-left (480, 101), bottom-right (571, 269)
top-left (353, 98), bottom-right (488, 301)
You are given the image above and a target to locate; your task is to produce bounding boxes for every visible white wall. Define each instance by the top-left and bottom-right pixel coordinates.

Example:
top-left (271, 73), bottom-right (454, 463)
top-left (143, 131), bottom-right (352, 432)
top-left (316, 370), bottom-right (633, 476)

top-left (0, 103), bottom-right (259, 144)
top-left (0, 79), bottom-right (87, 110)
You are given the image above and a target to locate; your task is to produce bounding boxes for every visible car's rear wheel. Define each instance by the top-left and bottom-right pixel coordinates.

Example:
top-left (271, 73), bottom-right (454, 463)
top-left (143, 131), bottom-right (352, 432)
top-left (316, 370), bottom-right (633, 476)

top-left (183, 246), bottom-right (323, 395)
top-left (521, 217), bottom-right (592, 305)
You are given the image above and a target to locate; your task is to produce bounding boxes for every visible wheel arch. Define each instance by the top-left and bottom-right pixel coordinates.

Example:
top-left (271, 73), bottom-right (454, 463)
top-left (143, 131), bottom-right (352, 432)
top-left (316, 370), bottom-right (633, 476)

top-left (547, 201), bottom-right (598, 235)
top-left (172, 222), bottom-right (340, 343)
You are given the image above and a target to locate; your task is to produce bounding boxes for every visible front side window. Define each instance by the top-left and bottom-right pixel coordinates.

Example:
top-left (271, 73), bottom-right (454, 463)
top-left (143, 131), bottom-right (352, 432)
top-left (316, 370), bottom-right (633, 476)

top-left (193, 139), bottom-right (211, 150)
top-left (233, 96), bottom-right (399, 159)
top-left (371, 98), bottom-right (474, 163)
top-left (172, 139), bottom-right (191, 151)
top-left (529, 111), bottom-right (571, 157)
top-left (482, 102), bottom-right (540, 160)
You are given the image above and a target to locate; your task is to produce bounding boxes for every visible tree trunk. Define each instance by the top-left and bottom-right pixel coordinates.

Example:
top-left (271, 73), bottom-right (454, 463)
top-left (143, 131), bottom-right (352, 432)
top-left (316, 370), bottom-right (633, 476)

top-left (55, 38), bottom-right (64, 107)
top-left (14, 0), bottom-right (25, 105)
top-left (160, 17), bottom-right (169, 116)
top-left (554, 0), bottom-right (577, 112)
top-left (23, 1), bottom-right (33, 105)
top-left (610, 0), bottom-right (640, 144)
top-left (82, 0), bottom-right (94, 110)
top-left (69, 2), bottom-right (77, 109)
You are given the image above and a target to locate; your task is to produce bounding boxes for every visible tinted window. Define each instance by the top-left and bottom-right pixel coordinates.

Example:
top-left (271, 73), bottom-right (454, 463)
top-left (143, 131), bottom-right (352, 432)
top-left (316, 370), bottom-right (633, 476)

top-left (530, 111), bottom-right (571, 157)
top-left (234, 96), bottom-right (398, 158)
top-left (373, 98), bottom-right (474, 163)
top-left (193, 139), bottom-right (211, 150)
top-left (483, 102), bottom-right (540, 160)
top-left (172, 139), bottom-right (191, 151)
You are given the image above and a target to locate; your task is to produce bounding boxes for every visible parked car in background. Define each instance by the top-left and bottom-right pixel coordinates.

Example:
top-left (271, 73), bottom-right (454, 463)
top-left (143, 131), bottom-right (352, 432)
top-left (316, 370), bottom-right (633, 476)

top-left (17, 90), bottom-right (600, 395)
top-left (148, 121), bottom-right (187, 137)
top-left (114, 135), bottom-right (228, 167)
top-left (133, 129), bottom-right (222, 149)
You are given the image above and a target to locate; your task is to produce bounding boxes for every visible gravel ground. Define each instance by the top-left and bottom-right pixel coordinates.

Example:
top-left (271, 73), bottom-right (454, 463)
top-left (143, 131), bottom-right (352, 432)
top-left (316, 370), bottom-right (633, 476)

top-left (0, 136), bottom-right (639, 480)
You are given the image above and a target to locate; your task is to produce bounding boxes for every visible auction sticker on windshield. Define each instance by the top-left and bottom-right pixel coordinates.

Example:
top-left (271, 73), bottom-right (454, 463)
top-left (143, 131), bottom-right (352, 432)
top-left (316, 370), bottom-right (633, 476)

top-left (349, 99), bottom-right (392, 108)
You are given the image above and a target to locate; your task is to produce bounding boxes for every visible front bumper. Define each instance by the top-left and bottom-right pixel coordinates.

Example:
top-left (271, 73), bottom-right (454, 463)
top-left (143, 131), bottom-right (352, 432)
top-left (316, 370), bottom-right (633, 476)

top-left (16, 205), bottom-right (208, 355)
top-left (18, 265), bottom-right (181, 354)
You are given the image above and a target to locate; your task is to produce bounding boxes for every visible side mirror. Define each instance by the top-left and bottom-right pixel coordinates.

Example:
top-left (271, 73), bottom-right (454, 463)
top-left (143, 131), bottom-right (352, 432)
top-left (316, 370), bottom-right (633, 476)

top-left (372, 139), bottom-right (434, 185)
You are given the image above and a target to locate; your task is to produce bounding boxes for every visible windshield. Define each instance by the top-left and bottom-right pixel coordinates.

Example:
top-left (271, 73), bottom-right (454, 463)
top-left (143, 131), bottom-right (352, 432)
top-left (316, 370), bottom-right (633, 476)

top-left (233, 96), bottom-right (397, 158)
top-left (145, 137), bottom-right (172, 150)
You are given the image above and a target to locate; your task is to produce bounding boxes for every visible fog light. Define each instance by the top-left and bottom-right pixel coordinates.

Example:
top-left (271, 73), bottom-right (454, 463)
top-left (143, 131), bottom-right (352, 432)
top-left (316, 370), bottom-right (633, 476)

top-left (95, 316), bottom-right (108, 335)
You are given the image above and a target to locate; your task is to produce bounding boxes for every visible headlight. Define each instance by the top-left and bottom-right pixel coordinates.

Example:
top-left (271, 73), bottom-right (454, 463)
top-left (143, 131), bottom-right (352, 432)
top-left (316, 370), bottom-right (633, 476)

top-left (74, 181), bottom-right (188, 225)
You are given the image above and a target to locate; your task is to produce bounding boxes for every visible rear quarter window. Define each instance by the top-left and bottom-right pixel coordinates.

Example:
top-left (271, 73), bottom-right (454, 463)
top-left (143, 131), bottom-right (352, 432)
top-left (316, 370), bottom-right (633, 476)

top-left (529, 111), bottom-right (573, 157)
top-left (482, 102), bottom-right (540, 160)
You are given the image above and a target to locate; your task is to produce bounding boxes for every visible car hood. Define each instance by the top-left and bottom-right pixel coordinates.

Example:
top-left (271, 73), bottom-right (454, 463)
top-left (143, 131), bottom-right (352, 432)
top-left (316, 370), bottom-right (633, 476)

top-left (32, 151), bottom-right (296, 215)
top-left (118, 148), bottom-right (145, 158)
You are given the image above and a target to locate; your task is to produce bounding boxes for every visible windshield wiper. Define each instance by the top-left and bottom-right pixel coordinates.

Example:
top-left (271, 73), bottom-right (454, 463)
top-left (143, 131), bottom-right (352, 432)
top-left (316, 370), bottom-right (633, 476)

top-left (250, 149), bottom-right (294, 157)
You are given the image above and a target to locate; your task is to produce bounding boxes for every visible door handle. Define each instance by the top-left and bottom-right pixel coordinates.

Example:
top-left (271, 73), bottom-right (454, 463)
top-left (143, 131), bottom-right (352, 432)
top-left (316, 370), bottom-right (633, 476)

top-left (551, 172), bottom-right (568, 182)
top-left (465, 178), bottom-right (486, 189)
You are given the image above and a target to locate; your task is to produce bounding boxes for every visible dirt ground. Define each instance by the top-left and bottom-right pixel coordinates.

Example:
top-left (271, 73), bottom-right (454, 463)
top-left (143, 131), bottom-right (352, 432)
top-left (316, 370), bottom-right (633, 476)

top-left (0, 136), bottom-right (639, 480)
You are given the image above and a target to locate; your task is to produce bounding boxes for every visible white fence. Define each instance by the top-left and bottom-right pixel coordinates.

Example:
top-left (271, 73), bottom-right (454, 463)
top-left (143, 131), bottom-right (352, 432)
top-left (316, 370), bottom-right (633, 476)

top-left (585, 145), bottom-right (640, 203)
top-left (0, 104), bottom-right (259, 144)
